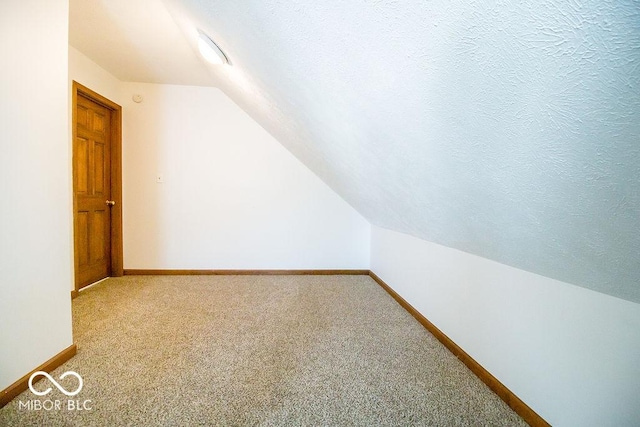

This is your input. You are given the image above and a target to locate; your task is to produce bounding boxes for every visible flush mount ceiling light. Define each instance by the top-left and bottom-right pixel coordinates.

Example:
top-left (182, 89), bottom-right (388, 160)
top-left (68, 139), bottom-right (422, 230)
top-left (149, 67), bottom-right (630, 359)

top-left (197, 29), bottom-right (228, 65)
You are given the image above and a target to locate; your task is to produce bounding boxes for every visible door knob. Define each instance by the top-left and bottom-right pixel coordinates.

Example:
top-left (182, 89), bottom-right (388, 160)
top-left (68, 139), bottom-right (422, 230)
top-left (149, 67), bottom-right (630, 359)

top-left (106, 200), bottom-right (116, 206)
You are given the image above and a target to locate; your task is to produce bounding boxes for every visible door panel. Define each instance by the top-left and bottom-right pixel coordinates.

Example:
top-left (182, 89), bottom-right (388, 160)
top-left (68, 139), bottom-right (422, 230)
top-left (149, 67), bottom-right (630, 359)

top-left (77, 212), bottom-right (89, 267)
top-left (76, 137), bottom-right (89, 194)
top-left (74, 94), bottom-right (112, 288)
top-left (94, 143), bottom-right (105, 194)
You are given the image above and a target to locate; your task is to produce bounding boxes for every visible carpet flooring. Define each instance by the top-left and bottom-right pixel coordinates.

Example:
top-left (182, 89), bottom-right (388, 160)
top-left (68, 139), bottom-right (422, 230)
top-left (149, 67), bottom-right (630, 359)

top-left (1, 275), bottom-right (526, 426)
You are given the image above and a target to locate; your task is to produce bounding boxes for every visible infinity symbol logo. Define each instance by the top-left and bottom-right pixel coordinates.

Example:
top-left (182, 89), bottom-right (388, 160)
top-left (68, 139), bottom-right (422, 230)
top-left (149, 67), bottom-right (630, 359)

top-left (28, 371), bottom-right (83, 397)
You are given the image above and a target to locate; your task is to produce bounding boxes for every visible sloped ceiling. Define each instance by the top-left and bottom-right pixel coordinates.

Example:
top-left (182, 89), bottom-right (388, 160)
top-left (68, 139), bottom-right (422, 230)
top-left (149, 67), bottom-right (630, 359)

top-left (70, 0), bottom-right (640, 303)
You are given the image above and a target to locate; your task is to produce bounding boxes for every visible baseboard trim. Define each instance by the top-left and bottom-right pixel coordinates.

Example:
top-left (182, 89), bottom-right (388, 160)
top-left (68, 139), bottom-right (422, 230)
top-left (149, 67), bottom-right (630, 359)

top-left (123, 269), bottom-right (370, 276)
top-left (368, 271), bottom-right (550, 427)
top-left (0, 344), bottom-right (77, 408)
top-left (71, 290), bottom-right (78, 299)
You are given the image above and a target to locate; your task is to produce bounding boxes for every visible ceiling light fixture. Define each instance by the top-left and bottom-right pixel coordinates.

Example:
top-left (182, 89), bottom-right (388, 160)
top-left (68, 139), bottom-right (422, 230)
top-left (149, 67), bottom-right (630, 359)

top-left (197, 29), bottom-right (228, 65)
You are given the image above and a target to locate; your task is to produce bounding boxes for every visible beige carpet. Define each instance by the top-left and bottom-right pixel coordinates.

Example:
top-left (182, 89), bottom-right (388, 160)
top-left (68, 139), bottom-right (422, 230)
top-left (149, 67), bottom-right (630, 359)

top-left (1, 275), bottom-right (526, 426)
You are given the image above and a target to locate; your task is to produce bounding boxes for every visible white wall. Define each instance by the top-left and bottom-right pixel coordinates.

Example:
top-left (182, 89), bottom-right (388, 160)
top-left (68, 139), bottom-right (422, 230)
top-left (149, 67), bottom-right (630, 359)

top-left (0, 0), bottom-right (74, 390)
top-left (371, 226), bottom-right (640, 426)
top-left (68, 48), bottom-right (370, 270)
top-left (120, 82), bottom-right (370, 269)
top-left (69, 45), bottom-right (122, 105)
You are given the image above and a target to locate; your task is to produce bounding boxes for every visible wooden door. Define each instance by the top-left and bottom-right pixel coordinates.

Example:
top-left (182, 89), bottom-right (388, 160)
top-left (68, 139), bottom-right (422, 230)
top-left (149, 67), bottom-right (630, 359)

top-left (74, 94), bottom-right (113, 288)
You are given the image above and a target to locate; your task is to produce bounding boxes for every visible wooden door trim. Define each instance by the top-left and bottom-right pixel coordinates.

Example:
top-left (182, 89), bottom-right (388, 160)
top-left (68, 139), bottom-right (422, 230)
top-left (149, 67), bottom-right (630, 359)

top-left (72, 81), bottom-right (123, 291)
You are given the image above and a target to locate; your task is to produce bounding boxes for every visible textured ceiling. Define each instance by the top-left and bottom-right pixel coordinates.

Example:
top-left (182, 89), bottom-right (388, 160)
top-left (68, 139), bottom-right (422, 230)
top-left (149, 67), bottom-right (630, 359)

top-left (70, 0), bottom-right (640, 303)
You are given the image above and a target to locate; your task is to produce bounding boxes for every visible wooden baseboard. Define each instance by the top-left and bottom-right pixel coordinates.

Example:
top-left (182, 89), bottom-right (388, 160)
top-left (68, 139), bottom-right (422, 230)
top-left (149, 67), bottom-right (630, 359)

top-left (71, 290), bottom-right (79, 299)
top-left (123, 269), bottom-right (370, 276)
top-left (368, 271), bottom-right (550, 427)
top-left (0, 344), bottom-right (77, 408)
